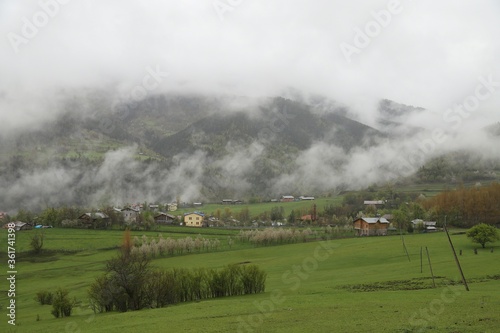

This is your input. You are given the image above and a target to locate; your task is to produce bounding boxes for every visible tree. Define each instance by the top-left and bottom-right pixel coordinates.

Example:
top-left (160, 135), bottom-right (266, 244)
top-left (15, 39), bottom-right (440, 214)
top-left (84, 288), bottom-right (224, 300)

top-left (89, 229), bottom-right (151, 312)
top-left (51, 288), bottom-right (74, 318)
top-left (30, 231), bottom-right (44, 254)
top-left (270, 206), bottom-right (284, 222)
top-left (466, 223), bottom-right (499, 248)
top-left (288, 209), bottom-right (296, 224)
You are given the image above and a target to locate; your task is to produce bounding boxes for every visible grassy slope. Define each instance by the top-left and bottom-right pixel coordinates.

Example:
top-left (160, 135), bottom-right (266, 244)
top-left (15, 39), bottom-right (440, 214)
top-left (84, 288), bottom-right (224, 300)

top-left (1, 229), bottom-right (499, 333)
top-left (174, 197), bottom-right (343, 218)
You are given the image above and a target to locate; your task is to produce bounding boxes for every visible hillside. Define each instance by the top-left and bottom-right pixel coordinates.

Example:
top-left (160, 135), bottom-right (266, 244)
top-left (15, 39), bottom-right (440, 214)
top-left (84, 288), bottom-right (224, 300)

top-left (1, 228), bottom-right (499, 332)
top-left (152, 97), bottom-right (384, 157)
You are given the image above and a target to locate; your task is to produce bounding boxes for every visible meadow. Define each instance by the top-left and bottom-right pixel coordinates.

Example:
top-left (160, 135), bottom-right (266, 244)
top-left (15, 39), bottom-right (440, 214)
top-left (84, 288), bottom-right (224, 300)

top-left (173, 196), bottom-right (343, 218)
top-left (1, 227), bottom-right (499, 333)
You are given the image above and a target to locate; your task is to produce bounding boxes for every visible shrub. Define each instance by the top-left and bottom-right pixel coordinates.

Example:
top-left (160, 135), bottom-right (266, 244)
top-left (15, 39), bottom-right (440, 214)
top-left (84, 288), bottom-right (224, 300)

top-left (30, 231), bottom-right (44, 254)
top-left (51, 289), bottom-right (74, 318)
top-left (35, 290), bottom-right (53, 305)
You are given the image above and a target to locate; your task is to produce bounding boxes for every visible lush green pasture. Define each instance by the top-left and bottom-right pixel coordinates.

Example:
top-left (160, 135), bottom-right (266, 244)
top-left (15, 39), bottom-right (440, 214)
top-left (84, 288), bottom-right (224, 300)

top-left (1, 228), bottom-right (499, 333)
top-left (175, 196), bottom-right (343, 217)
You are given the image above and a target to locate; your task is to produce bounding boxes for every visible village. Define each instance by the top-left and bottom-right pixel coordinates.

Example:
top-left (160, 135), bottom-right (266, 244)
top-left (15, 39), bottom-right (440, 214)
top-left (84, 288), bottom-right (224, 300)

top-left (1, 194), bottom-right (439, 236)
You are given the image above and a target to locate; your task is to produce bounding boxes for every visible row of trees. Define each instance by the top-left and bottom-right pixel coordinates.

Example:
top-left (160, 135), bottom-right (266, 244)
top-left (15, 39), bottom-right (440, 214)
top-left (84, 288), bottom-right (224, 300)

top-left (423, 183), bottom-right (500, 227)
top-left (238, 228), bottom-right (316, 245)
top-left (131, 234), bottom-right (222, 257)
top-left (88, 231), bottom-right (266, 313)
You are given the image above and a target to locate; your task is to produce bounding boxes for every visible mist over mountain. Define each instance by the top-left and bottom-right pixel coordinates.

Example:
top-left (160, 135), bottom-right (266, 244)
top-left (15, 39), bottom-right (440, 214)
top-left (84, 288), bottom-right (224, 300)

top-left (0, 91), bottom-right (498, 212)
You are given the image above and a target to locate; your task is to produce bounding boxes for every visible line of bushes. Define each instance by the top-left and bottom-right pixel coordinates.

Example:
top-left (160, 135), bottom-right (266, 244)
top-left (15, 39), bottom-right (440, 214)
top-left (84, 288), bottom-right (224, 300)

top-left (237, 228), bottom-right (316, 245)
top-left (88, 244), bottom-right (266, 313)
top-left (131, 234), bottom-right (222, 258)
top-left (35, 288), bottom-right (75, 318)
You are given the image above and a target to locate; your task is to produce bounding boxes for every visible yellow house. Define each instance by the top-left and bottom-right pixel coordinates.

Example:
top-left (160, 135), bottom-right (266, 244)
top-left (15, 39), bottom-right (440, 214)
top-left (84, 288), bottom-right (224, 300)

top-left (184, 212), bottom-right (205, 227)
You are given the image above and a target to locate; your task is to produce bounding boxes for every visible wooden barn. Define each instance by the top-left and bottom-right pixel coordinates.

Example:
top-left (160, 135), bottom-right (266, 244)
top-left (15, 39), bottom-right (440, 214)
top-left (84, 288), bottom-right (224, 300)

top-left (78, 212), bottom-right (110, 229)
top-left (353, 217), bottom-right (390, 236)
top-left (154, 213), bottom-right (175, 224)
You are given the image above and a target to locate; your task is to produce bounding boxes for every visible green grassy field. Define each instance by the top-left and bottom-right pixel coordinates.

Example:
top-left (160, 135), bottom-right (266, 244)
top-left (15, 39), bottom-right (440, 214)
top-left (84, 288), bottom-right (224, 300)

top-left (1, 227), bottom-right (499, 333)
top-left (174, 197), bottom-right (343, 218)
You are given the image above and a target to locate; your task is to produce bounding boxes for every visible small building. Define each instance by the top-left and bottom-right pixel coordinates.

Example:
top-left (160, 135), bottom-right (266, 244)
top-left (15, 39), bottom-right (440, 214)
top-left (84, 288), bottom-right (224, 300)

top-left (299, 196), bottom-right (315, 200)
top-left (281, 195), bottom-right (294, 202)
top-left (184, 212), bottom-right (205, 227)
top-left (299, 214), bottom-right (313, 221)
top-left (120, 207), bottom-right (139, 223)
top-left (167, 203), bottom-right (178, 211)
top-left (353, 217), bottom-right (390, 236)
top-left (363, 200), bottom-right (385, 205)
top-left (149, 204), bottom-right (159, 211)
top-left (154, 213), bottom-right (175, 224)
top-left (221, 199), bottom-right (233, 205)
top-left (411, 219), bottom-right (437, 232)
top-left (13, 221), bottom-right (32, 231)
top-left (78, 212), bottom-right (110, 229)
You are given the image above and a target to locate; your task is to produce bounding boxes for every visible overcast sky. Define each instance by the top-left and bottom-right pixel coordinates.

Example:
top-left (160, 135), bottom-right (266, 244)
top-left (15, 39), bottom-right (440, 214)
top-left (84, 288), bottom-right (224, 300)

top-left (1, 0), bottom-right (499, 132)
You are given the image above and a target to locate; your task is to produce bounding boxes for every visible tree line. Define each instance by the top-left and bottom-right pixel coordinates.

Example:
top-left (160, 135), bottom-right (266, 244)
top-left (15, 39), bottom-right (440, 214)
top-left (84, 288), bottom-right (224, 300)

top-left (88, 230), bottom-right (266, 313)
top-left (423, 183), bottom-right (500, 227)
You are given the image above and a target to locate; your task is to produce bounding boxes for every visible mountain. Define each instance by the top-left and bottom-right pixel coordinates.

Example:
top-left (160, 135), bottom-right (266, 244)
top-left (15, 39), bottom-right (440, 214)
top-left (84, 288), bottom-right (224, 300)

top-left (0, 94), bottom-right (498, 211)
top-left (376, 99), bottom-right (426, 136)
top-left (152, 97), bottom-right (384, 157)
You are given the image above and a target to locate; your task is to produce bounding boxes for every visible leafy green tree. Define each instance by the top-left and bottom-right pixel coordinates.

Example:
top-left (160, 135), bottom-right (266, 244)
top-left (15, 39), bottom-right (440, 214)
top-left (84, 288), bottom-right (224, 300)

top-left (237, 208), bottom-right (250, 224)
top-left (51, 288), bottom-right (74, 318)
top-left (270, 206), bottom-right (284, 222)
top-left (39, 207), bottom-right (60, 227)
top-left (288, 209), bottom-right (296, 224)
top-left (466, 223), bottom-right (499, 248)
top-left (392, 204), bottom-right (410, 230)
top-left (30, 231), bottom-right (45, 254)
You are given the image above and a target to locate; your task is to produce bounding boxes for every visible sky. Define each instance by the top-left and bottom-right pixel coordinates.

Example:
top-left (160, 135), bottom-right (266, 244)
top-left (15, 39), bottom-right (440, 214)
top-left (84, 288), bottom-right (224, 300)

top-left (1, 0), bottom-right (499, 132)
top-left (0, 0), bottom-right (499, 210)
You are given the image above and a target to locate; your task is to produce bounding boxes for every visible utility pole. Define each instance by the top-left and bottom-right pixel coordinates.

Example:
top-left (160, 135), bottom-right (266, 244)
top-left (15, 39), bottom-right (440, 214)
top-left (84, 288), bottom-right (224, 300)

top-left (444, 215), bottom-right (470, 291)
top-left (426, 247), bottom-right (436, 288)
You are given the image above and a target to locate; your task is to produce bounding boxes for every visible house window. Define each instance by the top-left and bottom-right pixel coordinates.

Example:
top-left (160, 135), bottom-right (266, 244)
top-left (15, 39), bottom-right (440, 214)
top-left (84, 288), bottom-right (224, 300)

top-left (189, 217), bottom-right (192, 220)
top-left (196, 222), bottom-right (199, 225)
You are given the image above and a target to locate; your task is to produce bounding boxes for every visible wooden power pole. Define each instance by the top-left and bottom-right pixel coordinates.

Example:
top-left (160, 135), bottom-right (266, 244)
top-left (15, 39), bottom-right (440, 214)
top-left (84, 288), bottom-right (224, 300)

top-left (444, 216), bottom-right (470, 291)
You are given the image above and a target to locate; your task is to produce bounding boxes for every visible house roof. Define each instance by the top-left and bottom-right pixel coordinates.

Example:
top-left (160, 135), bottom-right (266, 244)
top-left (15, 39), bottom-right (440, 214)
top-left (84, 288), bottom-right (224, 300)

top-left (411, 219), bottom-right (436, 226)
top-left (281, 195), bottom-right (294, 199)
top-left (364, 200), bottom-right (385, 205)
top-left (355, 217), bottom-right (390, 224)
top-left (121, 207), bottom-right (140, 212)
top-left (155, 213), bottom-right (175, 219)
top-left (184, 212), bottom-right (205, 217)
top-left (79, 212), bottom-right (109, 219)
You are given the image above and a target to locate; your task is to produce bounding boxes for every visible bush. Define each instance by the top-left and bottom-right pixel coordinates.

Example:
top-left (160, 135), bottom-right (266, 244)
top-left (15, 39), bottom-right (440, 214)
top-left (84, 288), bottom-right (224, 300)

top-left (30, 231), bottom-right (44, 254)
top-left (88, 230), bottom-right (267, 313)
top-left (89, 263), bottom-right (267, 313)
top-left (51, 289), bottom-right (74, 318)
top-left (35, 290), bottom-right (53, 305)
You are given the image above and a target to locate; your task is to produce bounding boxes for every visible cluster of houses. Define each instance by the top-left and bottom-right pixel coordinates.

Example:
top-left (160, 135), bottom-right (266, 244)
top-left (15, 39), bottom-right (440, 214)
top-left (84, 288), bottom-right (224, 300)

top-left (353, 216), bottom-right (437, 236)
top-left (2, 194), bottom-right (439, 234)
top-left (270, 195), bottom-right (315, 203)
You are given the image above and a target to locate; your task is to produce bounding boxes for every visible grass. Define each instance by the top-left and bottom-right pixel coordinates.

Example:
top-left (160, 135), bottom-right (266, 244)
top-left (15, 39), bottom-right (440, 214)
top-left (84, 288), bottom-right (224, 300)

top-left (0, 228), bottom-right (499, 332)
top-left (174, 196), bottom-right (344, 218)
